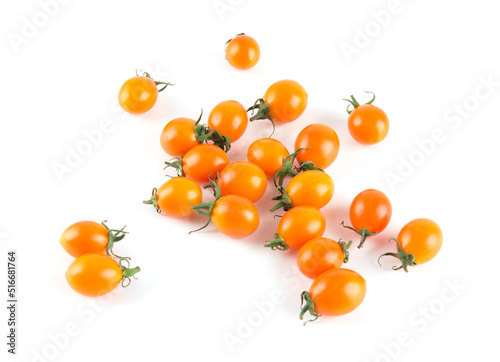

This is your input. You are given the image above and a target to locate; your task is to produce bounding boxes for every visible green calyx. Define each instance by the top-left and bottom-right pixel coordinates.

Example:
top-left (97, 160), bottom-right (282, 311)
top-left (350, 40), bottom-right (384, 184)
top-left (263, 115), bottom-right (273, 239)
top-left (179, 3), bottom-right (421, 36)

top-left (341, 221), bottom-right (378, 249)
top-left (189, 179), bottom-right (222, 234)
top-left (118, 257), bottom-right (141, 287)
top-left (300, 291), bottom-right (321, 326)
top-left (101, 220), bottom-right (128, 259)
top-left (193, 110), bottom-right (231, 152)
top-left (270, 186), bottom-right (293, 212)
top-left (264, 233), bottom-right (288, 251)
top-left (378, 238), bottom-right (417, 273)
top-left (136, 69), bottom-right (174, 92)
top-left (273, 148), bottom-right (324, 188)
top-left (247, 98), bottom-right (275, 137)
top-left (164, 156), bottom-right (185, 177)
top-left (338, 239), bottom-right (353, 263)
top-left (343, 91), bottom-right (376, 114)
top-left (142, 187), bottom-right (161, 213)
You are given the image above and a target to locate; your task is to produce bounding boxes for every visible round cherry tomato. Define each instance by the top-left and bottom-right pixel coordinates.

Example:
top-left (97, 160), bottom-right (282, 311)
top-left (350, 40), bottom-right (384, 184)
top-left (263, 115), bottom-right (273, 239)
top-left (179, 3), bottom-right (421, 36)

top-left (263, 79), bottom-right (308, 123)
top-left (218, 161), bottom-right (267, 202)
top-left (65, 254), bottom-right (123, 297)
top-left (144, 177), bottom-right (202, 218)
top-left (208, 100), bottom-right (248, 143)
top-left (286, 170), bottom-right (334, 209)
top-left (344, 189), bottom-right (392, 248)
top-left (297, 238), bottom-right (347, 279)
top-left (59, 221), bottom-right (109, 258)
top-left (175, 144), bottom-right (229, 182)
top-left (225, 34), bottom-right (260, 70)
top-left (295, 123), bottom-right (340, 169)
top-left (118, 76), bottom-right (159, 114)
top-left (346, 93), bottom-right (389, 145)
top-left (160, 117), bottom-right (199, 157)
top-left (211, 195), bottom-right (259, 238)
top-left (300, 268), bottom-right (366, 322)
top-left (247, 138), bottom-right (289, 178)
top-left (265, 206), bottom-right (326, 251)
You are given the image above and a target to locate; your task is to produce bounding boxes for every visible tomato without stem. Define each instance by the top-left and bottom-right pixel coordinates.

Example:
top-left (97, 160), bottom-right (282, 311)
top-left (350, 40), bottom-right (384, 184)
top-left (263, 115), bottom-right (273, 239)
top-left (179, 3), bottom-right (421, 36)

top-left (218, 161), bottom-right (267, 202)
top-left (263, 80), bottom-right (308, 123)
top-left (211, 195), bottom-right (259, 238)
top-left (295, 123), bottom-right (340, 169)
top-left (225, 34), bottom-right (260, 70)
top-left (208, 100), bottom-right (248, 143)
top-left (297, 238), bottom-right (351, 279)
top-left (247, 138), bottom-right (289, 178)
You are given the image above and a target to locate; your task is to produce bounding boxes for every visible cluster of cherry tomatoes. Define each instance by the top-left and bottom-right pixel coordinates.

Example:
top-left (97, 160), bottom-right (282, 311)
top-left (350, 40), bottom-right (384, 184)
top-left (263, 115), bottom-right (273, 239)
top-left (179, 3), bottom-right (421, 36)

top-left (62, 34), bottom-right (444, 324)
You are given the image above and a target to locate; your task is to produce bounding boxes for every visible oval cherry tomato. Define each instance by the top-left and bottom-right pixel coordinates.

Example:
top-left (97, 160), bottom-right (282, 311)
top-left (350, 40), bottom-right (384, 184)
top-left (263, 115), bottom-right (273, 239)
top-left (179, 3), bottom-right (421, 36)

top-left (300, 268), bottom-right (366, 322)
top-left (344, 189), bottom-right (392, 248)
top-left (211, 195), bottom-right (259, 238)
top-left (263, 79), bottom-right (308, 123)
top-left (144, 177), bottom-right (202, 217)
top-left (208, 100), bottom-right (248, 143)
top-left (295, 123), bottom-right (340, 169)
top-left (118, 76), bottom-right (161, 114)
top-left (177, 144), bottom-right (230, 182)
top-left (247, 138), bottom-right (289, 178)
top-left (286, 170), bottom-right (334, 209)
top-left (265, 206), bottom-right (326, 251)
top-left (297, 238), bottom-right (347, 279)
top-left (345, 92), bottom-right (389, 145)
top-left (218, 161), bottom-right (267, 202)
top-left (59, 221), bottom-right (109, 258)
top-left (225, 34), bottom-right (260, 70)
top-left (160, 117), bottom-right (199, 157)
top-left (65, 254), bottom-right (124, 297)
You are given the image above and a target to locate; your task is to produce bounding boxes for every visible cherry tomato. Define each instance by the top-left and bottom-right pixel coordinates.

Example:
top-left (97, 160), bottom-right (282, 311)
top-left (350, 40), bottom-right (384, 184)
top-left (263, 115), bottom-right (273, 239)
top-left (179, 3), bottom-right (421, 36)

top-left (285, 170), bottom-right (334, 210)
top-left (263, 79), bottom-right (308, 123)
top-left (343, 189), bottom-right (392, 248)
top-left (225, 34), bottom-right (260, 70)
top-left (345, 92), bottom-right (389, 145)
top-left (300, 268), bottom-right (366, 322)
top-left (59, 221), bottom-right (108, 258)
top-left (265, 206), bottom-right (326, 251)
top-left (297, 238), bottom-right (349, 279)
top-left (218, 161), bottom-right (267, 202)
top-left (144, 177), bottom-right (202, 218)
top-left (160, 117), bottom-right (199, 157)
top-left (247, 138), bottom-right (289, 178)
top-left (208, 100), bottom-right (248, 143)
top-left (294, 123), bottom-right (340, 169)
top-left (65, 253), bottom-right (139, 297)
top-left (118, 73), bottom-right (172, 114)
top-left (211, 195), bottom-right (259, 238)
top-left (379, 218), bottom-right (443, 272)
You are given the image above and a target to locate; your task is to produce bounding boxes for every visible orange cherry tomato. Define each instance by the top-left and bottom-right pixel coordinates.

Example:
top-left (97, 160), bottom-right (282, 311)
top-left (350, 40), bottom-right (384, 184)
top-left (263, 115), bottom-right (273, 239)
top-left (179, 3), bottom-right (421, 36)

top-left (247, 138), bottom-right (289, 178)
top-left (218, 161), bottom-right (267, 202)
top-left (65, 254), bottom-right (124, 297)
top-left (263, 79), bottom-right (308, 123)
top-left (398, 218), bottom-right (443, 264)
top-left (297, 237), bottom-right (347, 279)
top-left (286, 170), bottom-right (334, 209)
top-left (59, 221), bottom-right (109, 258)
top-left (295, 123), bottom-right (340, 169)
top-left (266, 206), bottom-right (326, 251)
top-left (225, 34), bottom-right (260, 70)
top-left (211, 195), bottom-right (259, 238)
top-left (160, 117), bottom-right (199, 157)
top-left (345, 92), bottom-right (389, 145)
top-left (144, 177), bottom-right (202, 218)
top-left (301, 268), bottom-right (366, 322)
top-left (208, 100), bottom-right (248, 143)
top-left (180, 144), bottom-right (230, 182)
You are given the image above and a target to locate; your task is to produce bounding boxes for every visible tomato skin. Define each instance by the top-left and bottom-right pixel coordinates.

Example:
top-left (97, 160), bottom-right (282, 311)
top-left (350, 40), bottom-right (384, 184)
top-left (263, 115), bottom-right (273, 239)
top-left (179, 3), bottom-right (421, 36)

top-left (286, 170), bottom-right (334, 209)
top-left (182, 144), bottom-right (230, 182)
top-left (65, 253), bottom-right (122, 297)
top-left (309, 268), bottom-right (366, 316)
top-left (277, 206), bottom-right (326, 250)
top-left (263, 80), bottom-right (308, 123)
top-left (247, 138), bottom-right (289, 178)
top-left (295, 123), bottom-right (340, 169)
top-left (350, 189), bottom-right (392, 233)
top-left (297, 238), bottom-right (344, 279)
top-left (225, 34), bottom-right (260, 70)
top-left (208, 100), bottom-right (248, 142)
top-left (59, 221), bottom-right (108, 258)
top-left (160, 117), bottom-right (199, 157)
top-left (211, 195), bottom-right (259, 238)
top-left (118, 76), bottom-right (158, 114)
top-left (348, 104), bottom-right (389, 145)
top-left (218, 161), bottom-right (267, 202)
top-left (156, 177), bottom-right (202, 217)
top-left (398, 218), bottom-right (443, 264)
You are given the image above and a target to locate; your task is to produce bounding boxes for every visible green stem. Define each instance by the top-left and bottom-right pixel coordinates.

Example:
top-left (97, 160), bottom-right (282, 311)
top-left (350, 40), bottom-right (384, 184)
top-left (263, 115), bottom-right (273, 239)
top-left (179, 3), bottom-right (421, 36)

top-left (340, 221), bottom-right (378, 248)
top-left (270, 187), bottom-right (292, 212)
top-left (338, 239), bottom-right (352, 263)
top-left (101, 221), bottom-right (128, 259)
top-left (193, 109), bottom-right (231, 152)
top-left (119, 257), bottom-right (141, 287)
top-left (300, 291), bottom-right (321, 326)
top-left (343, 91), bottom-right (376, 114)
top-left (164, 156), bottom-right (185, 177)
top-left (247, 98), bottom-right (275, 137)
top-left (135, 69), bottom-right (174, 92)
top-left (273, 149), bottom-right (304, 188)
top-left (189, 179), bottom-right (222, 234)
top-left (264, 233), bottom-right (288, 251)
top-left (378, 238), bottom-right (417, 273)
top-left (142, 187), bottom-right (161, 213)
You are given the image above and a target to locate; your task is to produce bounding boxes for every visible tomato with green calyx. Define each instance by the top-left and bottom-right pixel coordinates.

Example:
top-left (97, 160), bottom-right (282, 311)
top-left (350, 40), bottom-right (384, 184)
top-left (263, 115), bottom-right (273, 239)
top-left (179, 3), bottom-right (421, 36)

top-left (265, 206), bottom-right (326, 251)
top-left (295, 123), bottom-right (340, 169)
top-left (208, 100), bottom-right (248, 143)
top-left (143, 177), bottom-right (203, 218)
top-left (225, 33), bottom-right (260, 70)
top-left (218, 161), bottom-right (267, 202)
top-left (378, 218), bottom-right (443, 272)
top-left (247, 138), bottom-right (289, 178)
top-left (297, 238), bottom-right (352, 279)
top-left (342, 189), bottom-right (392, 248)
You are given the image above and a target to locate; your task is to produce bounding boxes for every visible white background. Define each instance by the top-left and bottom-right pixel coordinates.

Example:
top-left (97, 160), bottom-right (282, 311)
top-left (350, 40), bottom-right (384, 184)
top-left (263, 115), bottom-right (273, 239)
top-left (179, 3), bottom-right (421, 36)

top-left (1, 0), bottom-right (500, 361)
